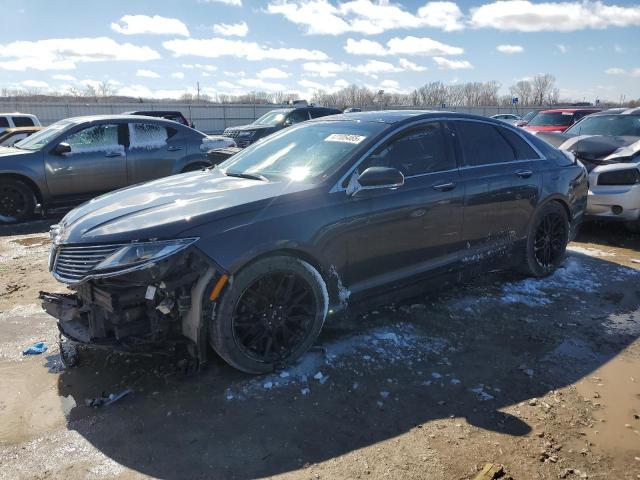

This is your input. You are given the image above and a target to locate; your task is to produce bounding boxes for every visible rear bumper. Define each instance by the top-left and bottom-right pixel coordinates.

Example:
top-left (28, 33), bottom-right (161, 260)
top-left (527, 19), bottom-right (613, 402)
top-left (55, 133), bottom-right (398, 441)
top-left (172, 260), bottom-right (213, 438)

top-left (586, 184), bottom-right (640, 221)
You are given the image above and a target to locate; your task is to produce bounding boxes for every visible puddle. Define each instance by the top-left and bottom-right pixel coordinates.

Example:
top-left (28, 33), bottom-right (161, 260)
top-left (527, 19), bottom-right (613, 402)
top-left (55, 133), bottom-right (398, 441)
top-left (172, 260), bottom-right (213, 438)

top-left (575, 352), bottom-right (640, 457)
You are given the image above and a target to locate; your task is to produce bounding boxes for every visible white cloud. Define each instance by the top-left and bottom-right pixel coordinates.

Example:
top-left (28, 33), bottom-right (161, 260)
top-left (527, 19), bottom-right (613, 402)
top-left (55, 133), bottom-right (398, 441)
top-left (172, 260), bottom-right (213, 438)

top-left (557, 44), bottom-right (569, 53)
top-left (238, 78), bottom-right (286, 91)
top-left (605, 67), bottom-right (640, 77)
top-left (257, 67), bottom-right (289, 79)
top-left (200, 0), bottom-right (242, 5)
top-left (303, 61), bottom-right (345, 78)
top-left (171, 72), bottom-right (185, 79)
top-left (213, 21), bottom-right (249, 37)
top-left (111, 15), bottom-right (189, 36)
top-left (298, 79), bottom-right (326, 90)
top-left (399, 58), bottom-right (427, 71)
top-left (217, 80), bottom-right (238, 89)
top-left (136, 69), bottom-right (160, 78)
top-left (353, 60), bottom-right (402, 76)
top-left (22, 80), bottom-right (49, 89)
top-left (334, 79), bottom-right (349, 88)
top-left (470, 0), bottom-right (640, 32)
top-left (496, 44), bottom-right (523, 54)
top-left (117, 84), bottom-right (196, 99)
top-left (344, 38), bottom-right (385, 56)
top-left (52, 74), bottom-right (76, 81)
top-left (194, 64), bottom-right (217, 71)
top-left (345, 36), bottom-right (463, 57)
top-left (163, 37), bottom-right (328, 61)
top-left (433, 56), bottom-right (473, 69)
top-left (380, 79), bottom-right (399, 89)
top-left (0, 37), bottom-right (160, 71)
top-left (386, 36), bottom-right (464, 56)
top-left (267, 0), bottom-right (464, 35)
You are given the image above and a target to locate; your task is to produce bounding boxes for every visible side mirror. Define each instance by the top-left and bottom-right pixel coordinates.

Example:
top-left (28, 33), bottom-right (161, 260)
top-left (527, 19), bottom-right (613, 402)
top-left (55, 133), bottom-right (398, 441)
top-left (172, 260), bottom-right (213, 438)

top-left (54, 142), bottom-right (71, 155)
top-left (347, 167), bottom-right (404, 196)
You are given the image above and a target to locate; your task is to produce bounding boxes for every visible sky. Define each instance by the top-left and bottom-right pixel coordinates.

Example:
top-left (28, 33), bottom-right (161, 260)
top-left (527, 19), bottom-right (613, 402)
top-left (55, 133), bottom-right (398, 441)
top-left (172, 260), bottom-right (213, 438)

top-left (1, 0), bottom-right (639, 102)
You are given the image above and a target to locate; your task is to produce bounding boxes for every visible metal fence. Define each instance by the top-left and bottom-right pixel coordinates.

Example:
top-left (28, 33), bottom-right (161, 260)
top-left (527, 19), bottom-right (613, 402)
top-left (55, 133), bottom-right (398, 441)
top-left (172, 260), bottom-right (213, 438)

top-left (0, 101), bottom-right (543, 134)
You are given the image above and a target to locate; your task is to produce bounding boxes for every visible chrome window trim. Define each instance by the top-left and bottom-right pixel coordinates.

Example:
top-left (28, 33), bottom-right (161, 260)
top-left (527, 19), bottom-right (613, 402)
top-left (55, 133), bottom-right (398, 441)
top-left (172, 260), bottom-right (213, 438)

top-left (330, 116), bottom-right (547, 193)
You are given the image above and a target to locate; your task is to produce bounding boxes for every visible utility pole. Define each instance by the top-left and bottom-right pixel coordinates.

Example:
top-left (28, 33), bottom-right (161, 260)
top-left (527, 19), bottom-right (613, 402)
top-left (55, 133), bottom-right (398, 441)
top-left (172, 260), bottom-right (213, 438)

top-left (196, 82), bottom-right (200, 103)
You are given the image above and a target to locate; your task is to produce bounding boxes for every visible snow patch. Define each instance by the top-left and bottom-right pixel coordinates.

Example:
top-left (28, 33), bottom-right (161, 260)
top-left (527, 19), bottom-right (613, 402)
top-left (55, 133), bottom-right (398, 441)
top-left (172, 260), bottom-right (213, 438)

top-left (201, 135), bottom-right (236, 152)
top-left (129, 123), bottom-right (167, 150)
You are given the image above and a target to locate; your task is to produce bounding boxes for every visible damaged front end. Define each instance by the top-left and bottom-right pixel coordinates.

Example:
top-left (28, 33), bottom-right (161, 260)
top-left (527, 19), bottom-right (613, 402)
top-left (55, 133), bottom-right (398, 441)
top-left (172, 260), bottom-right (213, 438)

top-left (40, 237), bottom-right (223, 365)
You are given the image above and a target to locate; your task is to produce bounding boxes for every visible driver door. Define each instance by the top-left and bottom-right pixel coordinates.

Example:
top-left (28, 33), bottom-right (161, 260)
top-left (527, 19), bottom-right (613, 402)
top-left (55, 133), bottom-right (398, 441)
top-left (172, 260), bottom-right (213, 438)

top-left (342, 122), bottom-right (464, 292)
top-left (45, 123), bottom-right (128, 199)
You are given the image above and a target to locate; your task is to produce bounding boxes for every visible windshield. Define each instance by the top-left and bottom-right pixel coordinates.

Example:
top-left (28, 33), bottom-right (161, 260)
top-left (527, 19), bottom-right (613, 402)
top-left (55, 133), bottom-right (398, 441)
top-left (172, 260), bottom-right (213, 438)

top-left (14, 120), bottom-right (74, 150)
top-left (220, 120), bottom-right (386, 183)
top-left (253, 111), bottom-right (288, 126)
top-left (528, 112), bottom-right (574, 127)
top-left (565, 115), bottom-right (640, 137)
top-left (523, 111), bottom-right (537, 122)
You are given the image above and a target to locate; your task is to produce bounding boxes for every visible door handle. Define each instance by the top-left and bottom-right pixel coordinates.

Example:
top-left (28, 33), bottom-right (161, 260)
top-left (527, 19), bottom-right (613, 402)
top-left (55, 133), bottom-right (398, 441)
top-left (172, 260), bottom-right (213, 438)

top-left (432, 182), bottom-right (456, 192)
top-left (515, 170), bottom-right (533, 178)
top-left (167, 146), bottom-right (182, 152)
top-left (104, 152), bottom-right (122, 158)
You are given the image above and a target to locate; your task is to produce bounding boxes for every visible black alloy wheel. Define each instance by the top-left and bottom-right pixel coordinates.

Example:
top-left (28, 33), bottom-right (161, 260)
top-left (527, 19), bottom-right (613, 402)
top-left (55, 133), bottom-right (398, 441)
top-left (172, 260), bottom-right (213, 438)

top-left (0, 179), bottom-right (35, 222)
top-left (533, 213), bottom-right (567, 268)
top-left (209, 256), bottom-right (328, 374)
top-left (232, 272), bottom-right (316, 363)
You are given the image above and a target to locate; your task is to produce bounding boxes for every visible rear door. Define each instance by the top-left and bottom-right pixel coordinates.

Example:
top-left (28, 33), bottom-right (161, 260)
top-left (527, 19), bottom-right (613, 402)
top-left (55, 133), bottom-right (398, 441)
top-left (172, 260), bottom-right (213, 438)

top-left (452, 120), bottom-right (542, 253)
top-left (343, 121), bottom-right (464, 291)
top-left (126, 122), bottom-right (184, 184)
top-left (45, 122), bottom-right (127, 198)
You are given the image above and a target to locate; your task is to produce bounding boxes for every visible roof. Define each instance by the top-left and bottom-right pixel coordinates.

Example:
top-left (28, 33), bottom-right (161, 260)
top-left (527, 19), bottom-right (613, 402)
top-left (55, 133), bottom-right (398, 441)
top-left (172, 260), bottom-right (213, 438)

top-left (0, 112), bottom-right (38, 117)
top-left (310, 109), bottom-right (508, 125)
top-left (539, 108), bottom-right (601, 114)
top-left (59, 114), bottom-right (183, 124)
top-left (122, 110), bottom-right (185, 115)
top-left (586, 107), bottom-right (640, 117)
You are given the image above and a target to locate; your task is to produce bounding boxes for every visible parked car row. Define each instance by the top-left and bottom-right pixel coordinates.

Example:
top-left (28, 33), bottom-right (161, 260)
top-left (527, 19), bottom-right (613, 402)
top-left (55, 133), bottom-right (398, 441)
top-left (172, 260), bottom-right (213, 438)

top-left (41, 111), bottom-right (588, 373)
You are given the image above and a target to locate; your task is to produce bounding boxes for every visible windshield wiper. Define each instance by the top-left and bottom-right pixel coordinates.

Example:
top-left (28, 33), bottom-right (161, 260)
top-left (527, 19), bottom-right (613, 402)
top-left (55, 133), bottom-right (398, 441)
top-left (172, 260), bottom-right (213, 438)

top-left (224, 171), bottom-right (268, 182)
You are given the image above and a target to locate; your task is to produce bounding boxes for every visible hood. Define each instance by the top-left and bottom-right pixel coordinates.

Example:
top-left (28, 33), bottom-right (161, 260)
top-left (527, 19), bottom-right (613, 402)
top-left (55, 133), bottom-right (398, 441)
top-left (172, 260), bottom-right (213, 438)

top-left (536, 132), bottom-right (640, 169)
top-left (225, 124), bottom-right (277, 133)
top-left (57, 169), bottom-right (315, 244)
top-left (524, 125), bottom-right (569, 133)
top-left (0, 146), bottom-right (34, 158)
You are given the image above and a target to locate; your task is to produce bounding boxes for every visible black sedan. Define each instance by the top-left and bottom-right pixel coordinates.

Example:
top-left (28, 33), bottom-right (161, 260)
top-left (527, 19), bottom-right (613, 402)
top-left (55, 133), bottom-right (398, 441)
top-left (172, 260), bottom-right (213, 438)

top-left (41, 111), bottom-right (587, 373)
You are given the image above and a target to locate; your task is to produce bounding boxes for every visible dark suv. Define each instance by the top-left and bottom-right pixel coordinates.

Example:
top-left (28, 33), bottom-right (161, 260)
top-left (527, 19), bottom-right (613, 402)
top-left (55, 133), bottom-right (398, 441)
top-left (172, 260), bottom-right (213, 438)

top-left (223, 106), bottom-right (341, 147)
top-left (42, 111), bottom-right (587, 374)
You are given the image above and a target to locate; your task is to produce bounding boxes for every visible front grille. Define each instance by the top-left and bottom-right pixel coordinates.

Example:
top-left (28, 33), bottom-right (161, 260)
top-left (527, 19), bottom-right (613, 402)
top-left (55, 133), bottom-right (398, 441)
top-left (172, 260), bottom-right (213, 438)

top-left (53, 244), bottom-right (124, 284)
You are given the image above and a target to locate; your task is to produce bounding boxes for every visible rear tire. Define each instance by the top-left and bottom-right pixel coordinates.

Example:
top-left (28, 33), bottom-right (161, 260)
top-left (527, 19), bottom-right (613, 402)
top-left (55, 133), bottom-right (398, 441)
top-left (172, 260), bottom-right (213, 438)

top-left (0, 179), bottom-right (36, 223)
top-left (624, 221), bottom-right (640, 234)
top-left (209, 256), bottom-right (328, 374)
top-left (521, 201), bottom-right (569, 278)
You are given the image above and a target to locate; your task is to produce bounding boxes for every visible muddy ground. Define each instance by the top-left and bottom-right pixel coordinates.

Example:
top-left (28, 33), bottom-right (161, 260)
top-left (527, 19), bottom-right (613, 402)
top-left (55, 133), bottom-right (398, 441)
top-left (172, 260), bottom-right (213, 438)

top-left (0, 219), bottom-right (639, 480)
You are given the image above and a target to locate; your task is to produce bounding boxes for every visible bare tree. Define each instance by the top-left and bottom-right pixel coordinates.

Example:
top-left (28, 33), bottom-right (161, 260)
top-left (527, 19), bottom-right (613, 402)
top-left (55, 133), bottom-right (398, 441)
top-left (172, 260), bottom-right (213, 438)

top-left (531, 74), bottom-right (556, 106)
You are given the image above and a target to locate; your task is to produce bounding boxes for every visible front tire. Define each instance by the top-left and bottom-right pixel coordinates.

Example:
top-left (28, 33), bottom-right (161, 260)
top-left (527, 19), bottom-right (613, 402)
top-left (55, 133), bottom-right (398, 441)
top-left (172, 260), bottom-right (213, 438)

top-left (521, 201), bottom-right (569, 277)
top-left (0, 179), bottom-right (36, 223)
top-left (209, 256), bottom-right (328, 374)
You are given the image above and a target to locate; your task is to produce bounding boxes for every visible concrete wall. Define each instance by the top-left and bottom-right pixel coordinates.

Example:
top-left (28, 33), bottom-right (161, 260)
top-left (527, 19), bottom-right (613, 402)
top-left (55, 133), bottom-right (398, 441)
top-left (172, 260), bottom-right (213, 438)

top-left (0, 101), bottom-right (542, 134)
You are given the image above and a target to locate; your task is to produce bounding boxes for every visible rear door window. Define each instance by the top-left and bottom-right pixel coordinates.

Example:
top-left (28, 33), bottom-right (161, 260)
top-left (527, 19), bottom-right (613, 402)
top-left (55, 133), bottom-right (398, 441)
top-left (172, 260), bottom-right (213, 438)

top-left (454, 121), bottom-right (517, 166)
top-left (287, 109), bottom-right (310, 124)
top-left (0, 117), bottom-right (9, 128)
top-left (12, 116), bottom-right (34, 127)
top-left (129, 123), bottom-right (170, 149)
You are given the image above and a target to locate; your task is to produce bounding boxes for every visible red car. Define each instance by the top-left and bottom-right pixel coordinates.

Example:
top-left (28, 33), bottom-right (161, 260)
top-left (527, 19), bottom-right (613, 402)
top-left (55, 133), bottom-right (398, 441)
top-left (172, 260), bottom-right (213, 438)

top-left (524, 108), bottom-right (600, 133)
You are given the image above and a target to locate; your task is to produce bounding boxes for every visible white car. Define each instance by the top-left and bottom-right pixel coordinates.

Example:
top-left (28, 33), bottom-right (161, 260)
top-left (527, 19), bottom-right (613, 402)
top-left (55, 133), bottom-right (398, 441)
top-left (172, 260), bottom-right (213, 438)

top-left (535, 108), bottom-right (640, 232)
top-left (490, 113), bottom-right (522, 125)
top-left (0, 112), bottom-right (41, 134)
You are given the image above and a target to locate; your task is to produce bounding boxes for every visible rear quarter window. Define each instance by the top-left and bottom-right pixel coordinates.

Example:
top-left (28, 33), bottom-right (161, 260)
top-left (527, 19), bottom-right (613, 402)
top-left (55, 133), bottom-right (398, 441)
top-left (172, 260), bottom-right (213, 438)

top-left (12, 116), bottom-right (34, 127)
top-left (497, 127), bottom-right (540, 160)
top-left (0, 117), bottom-right (10, 128)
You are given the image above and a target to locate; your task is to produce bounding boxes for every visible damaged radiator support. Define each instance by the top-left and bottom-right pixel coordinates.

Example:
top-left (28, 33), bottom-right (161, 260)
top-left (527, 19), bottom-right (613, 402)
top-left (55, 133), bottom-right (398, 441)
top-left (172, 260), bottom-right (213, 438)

top-left (40, 254), bottom-right (208, 354)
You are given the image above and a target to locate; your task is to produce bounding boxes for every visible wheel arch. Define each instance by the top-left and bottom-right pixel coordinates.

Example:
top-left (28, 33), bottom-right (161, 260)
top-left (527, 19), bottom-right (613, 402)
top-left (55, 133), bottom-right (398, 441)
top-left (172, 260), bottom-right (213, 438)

top-left (0, 172), bottom-right (43, 204)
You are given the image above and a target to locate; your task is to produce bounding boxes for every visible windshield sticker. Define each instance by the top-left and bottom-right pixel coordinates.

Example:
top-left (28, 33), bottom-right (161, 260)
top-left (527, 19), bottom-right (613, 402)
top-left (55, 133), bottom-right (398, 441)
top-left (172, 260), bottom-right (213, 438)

top-left (325, 133), bottom-right (366, 144)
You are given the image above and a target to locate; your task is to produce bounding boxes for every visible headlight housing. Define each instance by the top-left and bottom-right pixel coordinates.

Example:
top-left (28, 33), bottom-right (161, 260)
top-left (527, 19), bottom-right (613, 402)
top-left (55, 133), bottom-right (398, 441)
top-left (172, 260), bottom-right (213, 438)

top-left (94, 238), bottom-right (198, 272)
top-left (597, 169), bottom-right (640, 186)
